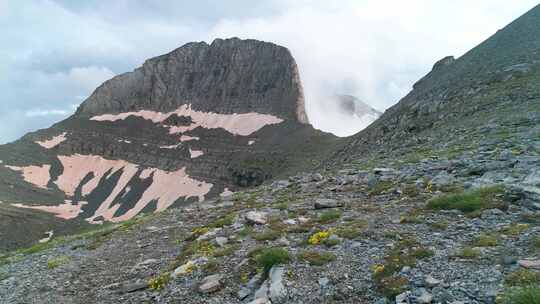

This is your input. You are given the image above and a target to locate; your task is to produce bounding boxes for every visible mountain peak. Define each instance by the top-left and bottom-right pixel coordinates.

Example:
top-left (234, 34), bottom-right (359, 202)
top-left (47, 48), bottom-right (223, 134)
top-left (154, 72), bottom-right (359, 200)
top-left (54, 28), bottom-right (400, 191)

top-left (77, 38), bottom-right (309, 124)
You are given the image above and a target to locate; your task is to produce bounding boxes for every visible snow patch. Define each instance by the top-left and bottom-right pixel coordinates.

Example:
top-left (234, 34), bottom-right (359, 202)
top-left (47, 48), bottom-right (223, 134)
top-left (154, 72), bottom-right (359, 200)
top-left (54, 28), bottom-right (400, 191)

top-left (180, 135), bottom-right (199, 142)
top-left (90, 104), bottom-right (283, 136)
top-left (160, 144), bottom-right (181, 149)
top-left (5, 164), bottom-right (51, 189)
top-left (12, 200), bottom-right (87, 220)
top-left (189, 148), bottom-right (204, 159)
top-left (35, 132), bottom-right (67, 149)
top-left (50, 154), bottom-right (212, 223)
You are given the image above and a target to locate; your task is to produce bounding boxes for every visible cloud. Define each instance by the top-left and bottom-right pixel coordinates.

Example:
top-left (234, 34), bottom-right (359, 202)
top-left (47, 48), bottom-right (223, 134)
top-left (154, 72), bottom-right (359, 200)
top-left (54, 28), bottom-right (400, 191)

top-left (206, 0), bottom-right (538, 135)
top-left (0, 1), bottom-right (538, 143)
top-left (24, 109), bottom-right (70, 117)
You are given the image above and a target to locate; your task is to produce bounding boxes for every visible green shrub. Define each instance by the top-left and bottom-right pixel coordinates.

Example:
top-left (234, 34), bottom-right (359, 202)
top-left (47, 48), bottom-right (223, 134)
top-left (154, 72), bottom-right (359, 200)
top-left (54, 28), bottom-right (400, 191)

top-left (377, 276), bottom-right (409, 299)
top-left (208, 213), bottom-right (236, 228)
top-left (298, 251), bottom-right (336, 266)
top-left (238, 226), bottom-right (254, 238)
top-left (47, 255), bottom-right (71, 269)
top-left (426, 185), bottom-right (504, 213)
top-left (402, 184), bottom-right (420, 197)
top-left (212, 244), bottom-right (240, 257)
top-left (533, 236), bottom-right (540, 250)
top-left (457, 247), bottom-right (481, 259)
top-left (254, 248), bottom-right (291, 273)
top-left (502, 286), bottom-right (540, 304)
top-left (369, 181), bottom-right (394, 196)
top-left (429, 221), bottom-right (449, 230)
top-left (473, 234), bottom-right (499, 247)
top-left (318, 210), bottom-right (342, 224)
top-left (501, 224), bottom-right (529, 236)
top-left (411, 247), bottom-right (435, 259)
top-left (506, 269), bottom-right (540, 287)
top-left (253, 229), bottom-right (282, 242)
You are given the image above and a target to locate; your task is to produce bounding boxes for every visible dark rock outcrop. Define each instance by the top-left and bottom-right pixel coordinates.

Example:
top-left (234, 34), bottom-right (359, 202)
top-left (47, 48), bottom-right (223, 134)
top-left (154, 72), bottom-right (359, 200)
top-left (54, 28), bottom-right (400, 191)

top-left (77, 38), bottom-right (309, 124)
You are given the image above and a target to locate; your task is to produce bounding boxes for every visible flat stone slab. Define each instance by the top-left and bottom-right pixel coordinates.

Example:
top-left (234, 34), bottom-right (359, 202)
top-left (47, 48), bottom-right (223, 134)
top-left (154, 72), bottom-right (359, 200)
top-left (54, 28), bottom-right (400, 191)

top-left (518, 259), bottom-right (540, 269)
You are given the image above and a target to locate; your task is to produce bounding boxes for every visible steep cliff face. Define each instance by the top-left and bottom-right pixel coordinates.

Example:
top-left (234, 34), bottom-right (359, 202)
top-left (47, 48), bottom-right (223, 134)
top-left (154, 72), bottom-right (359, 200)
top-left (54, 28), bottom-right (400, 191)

top-left (0, 38), bottom-right (335, 251)
top-left (77, 38), bottom-right (309, 124)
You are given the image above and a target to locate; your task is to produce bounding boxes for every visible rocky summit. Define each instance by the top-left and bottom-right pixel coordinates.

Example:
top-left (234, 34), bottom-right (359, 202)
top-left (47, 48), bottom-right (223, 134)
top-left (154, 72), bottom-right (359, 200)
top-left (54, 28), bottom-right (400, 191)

top-left (1, 4), bottom-right (540, 304)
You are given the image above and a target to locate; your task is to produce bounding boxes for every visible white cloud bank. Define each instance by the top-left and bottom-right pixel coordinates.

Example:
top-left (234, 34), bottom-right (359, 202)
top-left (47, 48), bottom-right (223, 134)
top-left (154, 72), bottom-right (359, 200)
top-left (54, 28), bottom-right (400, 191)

top-left (206, 0), bottom-right (538, 135)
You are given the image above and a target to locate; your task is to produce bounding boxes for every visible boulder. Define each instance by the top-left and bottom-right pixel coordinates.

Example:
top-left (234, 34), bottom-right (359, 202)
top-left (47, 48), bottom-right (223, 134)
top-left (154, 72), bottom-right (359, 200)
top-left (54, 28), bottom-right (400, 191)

top-left (198, 274), bottom-right (224, 293)
top-left (245, 211), bottom-right (269, 225)
top-left (314, 199), bottom-right (343, 209)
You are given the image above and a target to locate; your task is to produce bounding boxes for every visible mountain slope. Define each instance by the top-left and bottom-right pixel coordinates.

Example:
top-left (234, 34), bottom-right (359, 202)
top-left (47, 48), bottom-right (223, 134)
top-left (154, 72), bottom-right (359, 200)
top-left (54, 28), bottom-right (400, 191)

top-left (0, 38), bottom-right (338, 251)
top-left (333, 4), bottom-right (540, 163)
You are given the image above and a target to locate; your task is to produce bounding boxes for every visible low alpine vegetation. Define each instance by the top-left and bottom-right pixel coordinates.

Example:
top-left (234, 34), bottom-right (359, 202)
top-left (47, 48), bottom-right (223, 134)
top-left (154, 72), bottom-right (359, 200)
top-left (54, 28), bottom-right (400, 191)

top-left (473, 233), bottom-right (499, 247)
top-left (254, 247), bottom-right (291, 273)
top-left (47, 255), bottom-right (71, 269)
top-left (298, 250), bottom-right (336, 266)
top-left (317, 210), bottom-right (342, 224)
top-left (426, 185), bottom-right (505, 213)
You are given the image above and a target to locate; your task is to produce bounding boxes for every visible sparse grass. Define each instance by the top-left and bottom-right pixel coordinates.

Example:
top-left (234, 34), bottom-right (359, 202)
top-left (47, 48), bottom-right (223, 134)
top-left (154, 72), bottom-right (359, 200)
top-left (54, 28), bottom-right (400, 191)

top-left (318, 210), bottom-right (342, 224)
top-left (252, 229), bottom-right (282, 242)
top-left (402, 184), bottom-right (420, 197)
top-left (202, 259), bottom-right (220, 273)
top-left (473, 234), bottom-right (499, 247)
top-left (506, 269), bottom-right (540, 287)
top-left (402, 147), bottom-right (433, 164)
top-left (185, 227), bottom-right (210, 242)
top-left (208, 213), bottom-right (236, 228)
top-left (457, 247), bottom-right (481, 259)
top-left (287, 222), bottom-right (313, 234)
top-left (148, 272), bottom-right (171, 291)
top-left (399, 214), bottom-right (423, 224)
top-left (501, 286), bottom-right (540, 304)
top-left (323, 238), bottom-right (341, 247)
top-left (47, 255), bottom-right (70, 269)
top-left (336, 220), bottom-right (368, 239)
top-left (298, 251), bottom-right (336, 266)
top-left (254, 248), bottom-right (291, 273)
top-left (373, 239), bottom-right (423, 281)
top-left (533, 236), bottom-right (540, 250)
top-left (369, 181), bottom-right (394, 196)
top-left (429, 220), bottom-right (449, 230)
top-left (426, 185), bottom-right (505, 213)
top-left (237, 226), bottom-right (254, 238)
top-left (212, 244), bottom-right (240, 257)
top-left (501, 223), bottom-right (529, 236)
top-left (411, 247), bottom-right (435, 259)
top-left (376, 276), bottom-right (409, 299)
top-left (173, 241), bottom-right (215, 269)
top-left (17, 242), bottom-right (55, 255)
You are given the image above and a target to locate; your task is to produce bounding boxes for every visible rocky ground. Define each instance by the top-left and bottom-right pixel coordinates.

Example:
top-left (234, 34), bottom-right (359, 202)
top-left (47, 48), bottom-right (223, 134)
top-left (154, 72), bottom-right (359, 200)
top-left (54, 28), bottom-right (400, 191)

top-left (1, 122), bottom-right (539, 304)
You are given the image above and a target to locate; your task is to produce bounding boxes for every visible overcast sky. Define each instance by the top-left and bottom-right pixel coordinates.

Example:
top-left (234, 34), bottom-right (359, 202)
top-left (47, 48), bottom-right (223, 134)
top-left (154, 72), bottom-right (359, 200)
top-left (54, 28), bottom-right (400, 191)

top-left (1, 1), bottom-right (537, 143)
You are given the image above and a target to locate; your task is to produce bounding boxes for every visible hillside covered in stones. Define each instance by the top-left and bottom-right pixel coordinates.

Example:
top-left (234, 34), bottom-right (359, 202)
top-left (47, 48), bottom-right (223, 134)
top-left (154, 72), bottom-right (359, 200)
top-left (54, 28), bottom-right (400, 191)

top-left (1, 4), bottom-right (540, 304)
